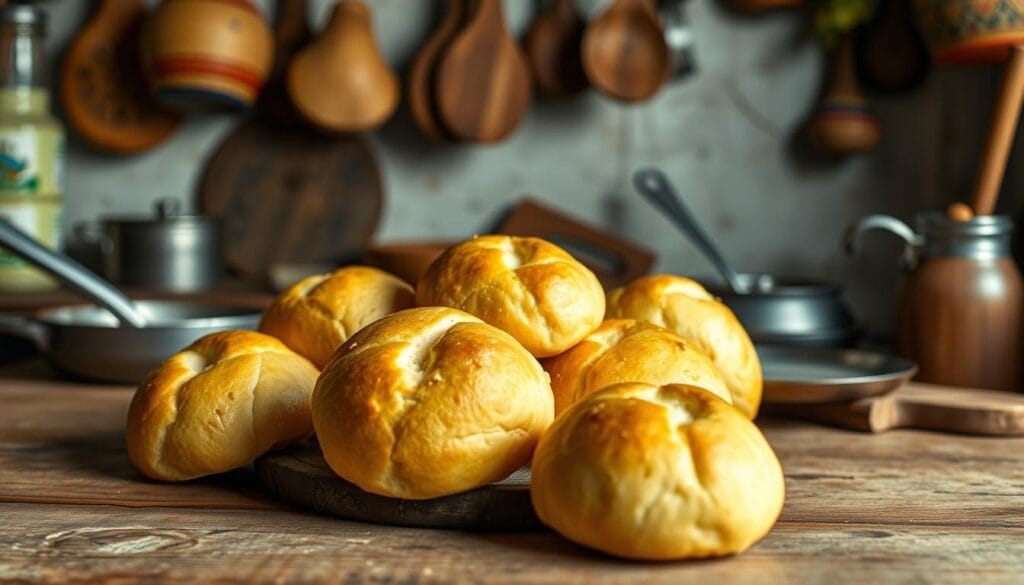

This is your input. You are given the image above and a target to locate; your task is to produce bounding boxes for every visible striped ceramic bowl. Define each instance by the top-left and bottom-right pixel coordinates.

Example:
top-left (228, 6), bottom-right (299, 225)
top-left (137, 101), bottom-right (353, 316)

top-left (141, 0), bottom-right (273, 109)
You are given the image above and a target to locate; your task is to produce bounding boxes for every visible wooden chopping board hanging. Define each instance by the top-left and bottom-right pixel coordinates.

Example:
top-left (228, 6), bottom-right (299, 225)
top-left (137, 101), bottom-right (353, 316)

top-left (199, 0), bottom-right (382, 282)
top-left (256, 443), bottom-right (540, 531)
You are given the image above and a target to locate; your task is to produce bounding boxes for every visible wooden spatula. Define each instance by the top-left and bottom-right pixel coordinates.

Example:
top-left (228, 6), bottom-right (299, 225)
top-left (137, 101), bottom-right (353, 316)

top-left (407, 0), bottom-right (467, 140)
top-left (524, 0), bottom-right (588, 96)
top-left (763, 382), bottom-right (1024, 435)
top-left (60, 0), bottom-right (183, 154)
top-left (434, 0), bottom-right (533, 143)
top-left (581, 0), bottom-right (669, 102)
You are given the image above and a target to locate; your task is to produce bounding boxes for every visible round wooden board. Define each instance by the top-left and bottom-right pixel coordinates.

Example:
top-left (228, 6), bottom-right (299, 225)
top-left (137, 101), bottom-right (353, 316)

top-left (199, 118), bottom-right (383, 281)
top-left (255, 443), bottom-right (542, 531)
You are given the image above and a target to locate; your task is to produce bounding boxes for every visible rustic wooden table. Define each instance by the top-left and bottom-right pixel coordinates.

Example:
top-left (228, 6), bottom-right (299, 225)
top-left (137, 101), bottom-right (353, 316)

top-left (1, 360), bottom-right (1022, 584)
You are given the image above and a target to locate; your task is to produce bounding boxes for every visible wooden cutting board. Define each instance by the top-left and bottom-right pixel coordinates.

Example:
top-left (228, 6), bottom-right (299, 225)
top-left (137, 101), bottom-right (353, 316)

top-left (255, 443), bottom-right (540, 531)
top-left (199, 121), bottom-right (382, 282)
top-left (762, 382), bottom-right (1024, 435)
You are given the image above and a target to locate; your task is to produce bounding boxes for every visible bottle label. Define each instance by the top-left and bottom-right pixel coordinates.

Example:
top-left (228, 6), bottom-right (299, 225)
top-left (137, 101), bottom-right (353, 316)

top-left (0, 130), bottom-right (40, 193)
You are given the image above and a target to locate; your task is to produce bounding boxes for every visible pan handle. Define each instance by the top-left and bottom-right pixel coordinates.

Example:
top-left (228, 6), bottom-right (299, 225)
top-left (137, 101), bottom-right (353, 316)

top-left (0, 313), bottom-right (49, 352)
top-left (0, 218), bottom-right (147, 328)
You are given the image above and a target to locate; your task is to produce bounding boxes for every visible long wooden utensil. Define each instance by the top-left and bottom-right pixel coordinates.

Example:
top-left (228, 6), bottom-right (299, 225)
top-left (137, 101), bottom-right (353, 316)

top-left (407, 0), bottom-right (467, 140)
top-left (60, 0), bottom-right (182, 154)
top-left (581, 0), bottom-right (669, 102)
top-left (969, 45), bottom-right (1024, 216)
top-left (434, 0), bottom-right (533, 143)
top-left (524, 0), bottom-right (588, 96)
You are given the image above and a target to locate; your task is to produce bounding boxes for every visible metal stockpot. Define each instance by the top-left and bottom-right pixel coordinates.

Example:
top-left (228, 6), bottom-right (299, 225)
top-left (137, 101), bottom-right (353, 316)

top-left (101, 198), bottom-right (224, 292)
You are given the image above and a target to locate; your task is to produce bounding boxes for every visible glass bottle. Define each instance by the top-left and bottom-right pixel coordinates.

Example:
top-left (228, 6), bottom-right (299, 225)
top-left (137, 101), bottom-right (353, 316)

top-left (0, 5), bottom-right (64, 293)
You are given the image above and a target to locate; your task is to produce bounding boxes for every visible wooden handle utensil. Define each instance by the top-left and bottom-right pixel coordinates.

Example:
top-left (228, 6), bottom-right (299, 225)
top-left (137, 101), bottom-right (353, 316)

top-left (61, 0), bottom-right (182, 153)
top-left (582, 0), bottom-right (669, 102)
top-left (407, 0), bottom-right (467, 140)
top-left (764, 382), bottom-right (1024, 435)
top-left (434, 0), bottom-right (533, 143)
top-left (969, 45), bottom-right (1024, 216)
top-left (524, 0), bottom-right (588, 96)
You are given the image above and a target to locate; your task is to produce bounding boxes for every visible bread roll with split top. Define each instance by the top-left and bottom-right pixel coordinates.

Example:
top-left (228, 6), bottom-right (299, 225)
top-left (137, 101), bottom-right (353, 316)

top-left (312, 306), bottom-right (554, 499)
top-left (543, 318), bottom-right (732, 415)
top-left (126, 330), bottom-right (319, 482)
top-left (415, 235), bottom-right (604, 358)
top-left (259, 265), bottom-right (415, 369)
top-left (606, 274), bottom-right (762, 418)
top-left (531, 382), bottom-right (785, 560)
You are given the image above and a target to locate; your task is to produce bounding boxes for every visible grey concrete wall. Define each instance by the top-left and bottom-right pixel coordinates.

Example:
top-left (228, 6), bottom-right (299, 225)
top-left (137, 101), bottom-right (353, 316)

top-left (43, 0), bottom-right (1013, 337)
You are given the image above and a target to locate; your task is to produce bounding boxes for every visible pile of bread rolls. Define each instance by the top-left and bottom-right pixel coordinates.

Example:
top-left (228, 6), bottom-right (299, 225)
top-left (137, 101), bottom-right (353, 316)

top-left (125, 235), bottom-right (784, 561)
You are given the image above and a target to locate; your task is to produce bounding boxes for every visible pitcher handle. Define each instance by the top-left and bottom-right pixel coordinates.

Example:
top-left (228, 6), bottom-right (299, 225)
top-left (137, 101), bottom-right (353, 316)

top-left (844, 215), bottom-right (922, 267)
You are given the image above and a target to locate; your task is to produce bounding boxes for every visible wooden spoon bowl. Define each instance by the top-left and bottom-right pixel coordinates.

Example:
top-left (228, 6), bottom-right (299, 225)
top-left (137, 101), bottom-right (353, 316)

top-left (434, 0), bottom-right (533, 143)
top-left (582, 0), bottom-right (669, 102)
top-left (524, 0), bottom-right (588, 96)
top-left (288, 0), bottom-right (399, 133)
top-left (407, 0), bottom-right (467, 140)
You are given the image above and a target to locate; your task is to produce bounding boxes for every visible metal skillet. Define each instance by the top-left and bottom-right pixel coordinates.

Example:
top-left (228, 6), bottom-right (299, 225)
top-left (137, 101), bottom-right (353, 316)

top-left (758, 346), bottom-right (1024, 435)
top-left (0, 219), bottom-right (260, 383)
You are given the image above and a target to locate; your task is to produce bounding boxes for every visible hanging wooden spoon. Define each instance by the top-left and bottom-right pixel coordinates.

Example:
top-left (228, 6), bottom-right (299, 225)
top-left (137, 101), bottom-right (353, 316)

top-left (807, 34), bottom-right (880, 155)
top-left (407, 0), bottom-right (468, 140)
top-left (258, 0), bottom-right (312, 123)
top-left (287, 0), bottom-right (399, 133)
top-left (434, 0), bottom-right (533, 143)
top-left (581, 0), bottom-right (669, 102)
top-left (524, 0), bottom-right (588, 96)
top-left (60, 0), bottom-right (182, 154)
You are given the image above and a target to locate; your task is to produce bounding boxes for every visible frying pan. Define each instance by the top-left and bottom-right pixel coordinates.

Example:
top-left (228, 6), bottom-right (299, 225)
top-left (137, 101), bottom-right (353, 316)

top-left (633, 168), bottom-right (861, 347)
top-left (0, 219), bottom-right (260, 383)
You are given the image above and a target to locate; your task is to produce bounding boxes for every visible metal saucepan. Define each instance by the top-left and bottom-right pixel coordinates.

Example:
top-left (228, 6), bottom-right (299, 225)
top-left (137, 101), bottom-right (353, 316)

top-left (633, 168), bottom-right (860, 347)
top-left (0, 218), bottom-right (260, 383)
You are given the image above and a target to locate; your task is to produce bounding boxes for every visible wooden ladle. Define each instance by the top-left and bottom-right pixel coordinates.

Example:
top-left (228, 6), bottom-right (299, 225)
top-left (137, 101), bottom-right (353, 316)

top-left (407, 0), bottom-right (467, 140)
top-left (60, 0), bottom-right (182, 153)
top-left (434, 0), bottom-right (533, 143)
top-left (524, 0), bottom-right (588, 96)
top-left (287, 0), bottom-right (399, 133)
top-left (581, 0), bottom-right (669, 102)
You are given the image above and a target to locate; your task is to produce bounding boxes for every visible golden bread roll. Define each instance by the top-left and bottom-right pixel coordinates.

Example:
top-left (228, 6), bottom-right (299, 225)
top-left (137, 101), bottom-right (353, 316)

top-left (126, 330), bottom-right (319, 482)
top-left (259, 266), bottom-right (415, 368)
top-left (606, 274), bottom-right (762, 418)
top-left (312, 306), bottom-right (554, 499)
top-left (531, 382), bottom-right (785, 560)
top-left (415, 235), bottom-right (604, 358)
top-left (543, 318), bottom-right (731, 416)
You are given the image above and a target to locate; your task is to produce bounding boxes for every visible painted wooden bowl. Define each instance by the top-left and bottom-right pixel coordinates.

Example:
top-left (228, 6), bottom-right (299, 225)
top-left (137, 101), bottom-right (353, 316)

top-left (141, 0), bottom-right (273, 109)
top-left (914, 0), bottom-right (1024, 63)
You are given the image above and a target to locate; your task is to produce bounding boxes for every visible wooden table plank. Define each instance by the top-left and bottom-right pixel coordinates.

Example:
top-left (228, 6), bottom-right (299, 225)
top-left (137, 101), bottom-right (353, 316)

top-left (1, 503), bottom-right (1022, 584)
top-left (2, 361), bottom-right (1024, 583)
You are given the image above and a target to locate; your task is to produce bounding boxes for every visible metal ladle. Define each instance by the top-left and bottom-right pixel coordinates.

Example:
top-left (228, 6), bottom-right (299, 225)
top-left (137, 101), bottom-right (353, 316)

top-left (0, 218), bottom-right (148, 327)
top-left (632, 168), bottom-right (749, 294)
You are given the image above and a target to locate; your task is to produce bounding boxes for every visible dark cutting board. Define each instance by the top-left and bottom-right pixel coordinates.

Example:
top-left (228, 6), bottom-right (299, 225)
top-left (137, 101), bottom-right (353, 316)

top-left (199, 121), bottom-right (382, 282)
top-left (255, 443), bottom-right (541, 531)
